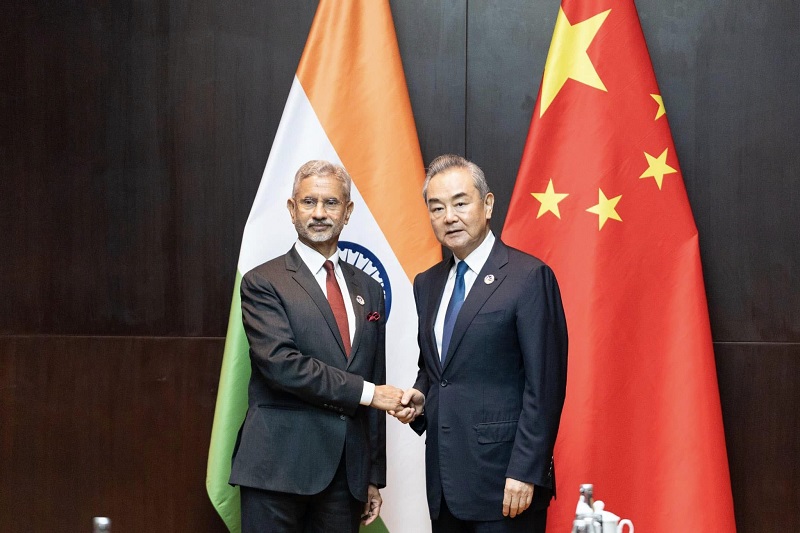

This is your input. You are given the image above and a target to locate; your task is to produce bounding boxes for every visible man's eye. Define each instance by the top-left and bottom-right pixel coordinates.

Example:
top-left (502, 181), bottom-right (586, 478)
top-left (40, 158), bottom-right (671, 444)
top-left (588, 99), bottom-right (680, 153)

top-left (326, 199), bottom-right (341, 207)
top-left (301, 199), bottom-right (316, 208)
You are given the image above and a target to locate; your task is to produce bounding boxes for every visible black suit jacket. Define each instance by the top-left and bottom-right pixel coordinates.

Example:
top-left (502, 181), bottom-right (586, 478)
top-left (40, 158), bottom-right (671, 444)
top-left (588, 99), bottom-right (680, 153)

top-left (229, 245), bottom-right (386, 502)
top-left (411, 238), bottom-right (567, 521)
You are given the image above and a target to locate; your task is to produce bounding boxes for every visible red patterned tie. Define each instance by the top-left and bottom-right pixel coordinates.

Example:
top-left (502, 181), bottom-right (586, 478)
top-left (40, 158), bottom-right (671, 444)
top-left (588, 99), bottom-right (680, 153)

top-left (323, 260), bottom-right (351, 357)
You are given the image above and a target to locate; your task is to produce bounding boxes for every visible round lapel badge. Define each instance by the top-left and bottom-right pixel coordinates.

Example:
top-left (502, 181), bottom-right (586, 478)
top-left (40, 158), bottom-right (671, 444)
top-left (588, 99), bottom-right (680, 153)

top-left (484, 274), bottom-right (495, 285)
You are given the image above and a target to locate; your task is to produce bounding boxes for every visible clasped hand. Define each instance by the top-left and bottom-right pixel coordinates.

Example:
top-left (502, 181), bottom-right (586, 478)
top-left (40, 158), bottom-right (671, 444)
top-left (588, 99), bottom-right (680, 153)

top-left (370, 385), bottom-right (425, 423)
top-left (389, 387), bottom-right (425, 424)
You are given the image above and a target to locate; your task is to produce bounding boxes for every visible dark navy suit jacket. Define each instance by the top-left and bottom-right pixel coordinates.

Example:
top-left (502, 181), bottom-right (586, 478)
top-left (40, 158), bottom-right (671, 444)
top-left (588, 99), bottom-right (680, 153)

top-left (411, 238), bottom-right (567, 521)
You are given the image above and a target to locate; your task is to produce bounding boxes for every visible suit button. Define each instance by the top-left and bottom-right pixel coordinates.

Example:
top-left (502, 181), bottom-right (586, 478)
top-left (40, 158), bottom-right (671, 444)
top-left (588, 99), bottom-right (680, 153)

top-left (440, 380), bottom-right (448, 387)
top-left (340, 414), bottom-right (346, 420)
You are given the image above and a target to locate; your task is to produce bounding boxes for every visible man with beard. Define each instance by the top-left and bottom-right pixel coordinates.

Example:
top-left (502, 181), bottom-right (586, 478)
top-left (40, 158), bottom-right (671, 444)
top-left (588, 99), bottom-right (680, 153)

top-left (229, 160), bottom-right (407, 532)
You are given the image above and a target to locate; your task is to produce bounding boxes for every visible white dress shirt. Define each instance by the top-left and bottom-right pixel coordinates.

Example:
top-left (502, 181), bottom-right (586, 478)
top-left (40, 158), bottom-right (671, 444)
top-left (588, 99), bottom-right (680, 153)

top-left (434, 231), bottom-right (496, 359)
top-left (294, 240), bottom-right (375, 405)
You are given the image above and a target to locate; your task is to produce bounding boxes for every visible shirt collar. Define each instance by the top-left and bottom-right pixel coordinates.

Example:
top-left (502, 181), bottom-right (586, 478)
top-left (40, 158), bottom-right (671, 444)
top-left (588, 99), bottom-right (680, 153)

top-left (453, 231), bottom-right (495, 277)
top-left (294, 239), bottom-right (340, 275)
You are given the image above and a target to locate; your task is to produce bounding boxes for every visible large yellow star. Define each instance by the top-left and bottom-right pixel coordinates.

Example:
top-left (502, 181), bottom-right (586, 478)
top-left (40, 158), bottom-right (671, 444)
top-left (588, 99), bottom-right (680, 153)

top-left (651, 94), bottom-right (666, 119)
top-left (539, 7), bottom-right (611, 117)
top-left (531, 179), bottom-right (569, 219)
top-left (639, 148), bottom-right (677, 189)
top-left (586, 188), bottom-right (622, 230)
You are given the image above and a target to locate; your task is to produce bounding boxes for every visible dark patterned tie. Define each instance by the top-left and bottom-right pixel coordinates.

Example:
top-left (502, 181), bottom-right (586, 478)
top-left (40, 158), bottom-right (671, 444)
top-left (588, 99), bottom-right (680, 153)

top-left (440, 260), bottom-right (469, 363)
top-left (324, 260), bottom-right (351, 357)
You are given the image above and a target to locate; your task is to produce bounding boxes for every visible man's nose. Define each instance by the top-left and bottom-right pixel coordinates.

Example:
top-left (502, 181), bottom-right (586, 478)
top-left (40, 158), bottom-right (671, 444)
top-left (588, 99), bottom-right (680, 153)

top-left (444, 206), bottom-right (459, 223)
top-left (311, 201), bottom-right (327, 219)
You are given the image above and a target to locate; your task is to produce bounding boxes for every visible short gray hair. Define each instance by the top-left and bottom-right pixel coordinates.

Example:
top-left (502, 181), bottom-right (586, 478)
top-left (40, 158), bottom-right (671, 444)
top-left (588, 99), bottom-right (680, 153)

top-left (422, 154), bottom-right (490, 201)
top-left (292, 160), bottom-right (352, 201)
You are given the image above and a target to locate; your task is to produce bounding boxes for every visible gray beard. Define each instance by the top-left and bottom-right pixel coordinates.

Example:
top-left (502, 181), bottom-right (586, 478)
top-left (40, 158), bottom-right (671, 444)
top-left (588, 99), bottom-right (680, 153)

top-left (295, 220), bottom-right (341, 243)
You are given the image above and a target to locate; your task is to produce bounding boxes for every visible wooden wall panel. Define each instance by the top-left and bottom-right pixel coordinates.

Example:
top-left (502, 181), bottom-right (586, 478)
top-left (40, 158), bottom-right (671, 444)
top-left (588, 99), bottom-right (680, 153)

top-left (0, 1), bottom-right (316, 337)
top-left (465, 0), bottom-right (559, 231)
top-left (715, 343), bottom-right (800, 531)
top-left (392, 1), bottom-right (468, 165)
top-left (0, 336), bottom-right (227, 533)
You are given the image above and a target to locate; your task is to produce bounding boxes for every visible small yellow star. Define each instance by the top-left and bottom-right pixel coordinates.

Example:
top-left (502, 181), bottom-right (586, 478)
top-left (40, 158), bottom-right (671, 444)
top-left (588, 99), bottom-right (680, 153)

top-left (531, 179), bottom-right (569, 219)
top-left (639, 148), bottom-right (677, 189)
top-left (539, 7), bottom-right (611, 117)
top-left (651, 94), bottom-right (666, 120)
top-left (586, 189), bottom-right (622, 230)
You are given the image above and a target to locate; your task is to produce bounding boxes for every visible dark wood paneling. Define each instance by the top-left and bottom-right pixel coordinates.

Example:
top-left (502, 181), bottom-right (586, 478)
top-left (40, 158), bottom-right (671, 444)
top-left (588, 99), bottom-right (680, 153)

top-left (0, 336), bottom-right (227, 533)
top-left (715, 343), bottom-right (800, 532)
top-left (0, 1), bottom-right (316, 337)
top-left (465, 0), bottom-right (560, 231)
top-left (392, 0), bottom-right (468, 166)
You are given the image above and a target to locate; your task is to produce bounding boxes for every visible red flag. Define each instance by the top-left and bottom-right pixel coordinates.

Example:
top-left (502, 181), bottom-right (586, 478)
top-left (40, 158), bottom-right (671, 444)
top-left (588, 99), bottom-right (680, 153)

top-left (502, 1), bottom-right (736, 531)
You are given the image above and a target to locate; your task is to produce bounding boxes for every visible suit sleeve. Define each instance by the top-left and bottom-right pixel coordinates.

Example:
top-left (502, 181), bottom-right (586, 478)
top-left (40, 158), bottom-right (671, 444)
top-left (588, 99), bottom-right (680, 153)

top-left (368, 291), bottom-right (387, 487)
top-left (410, 273), bottom-right (430, 435)
top-left (505, 264), bottom-right (568, 487)
top-left (241, 268), bottom-right (364, 416)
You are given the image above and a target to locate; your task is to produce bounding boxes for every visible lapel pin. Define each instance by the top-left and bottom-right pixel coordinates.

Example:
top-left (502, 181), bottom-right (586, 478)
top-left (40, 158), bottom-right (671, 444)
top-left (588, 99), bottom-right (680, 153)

top-left (484, 274), bottom-right (495, 285)
top-left (356, 295), bottom-right (365, 305)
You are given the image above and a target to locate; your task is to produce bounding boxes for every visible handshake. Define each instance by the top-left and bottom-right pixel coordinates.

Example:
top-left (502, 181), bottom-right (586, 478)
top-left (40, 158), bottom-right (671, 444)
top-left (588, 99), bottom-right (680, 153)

top-left (369, 385), bottom-right (425, 424)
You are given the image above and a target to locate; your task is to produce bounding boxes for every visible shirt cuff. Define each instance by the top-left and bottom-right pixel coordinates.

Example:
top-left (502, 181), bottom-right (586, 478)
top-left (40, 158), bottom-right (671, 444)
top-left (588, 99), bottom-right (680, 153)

top-left (360, 381), bottom-right (375, 406)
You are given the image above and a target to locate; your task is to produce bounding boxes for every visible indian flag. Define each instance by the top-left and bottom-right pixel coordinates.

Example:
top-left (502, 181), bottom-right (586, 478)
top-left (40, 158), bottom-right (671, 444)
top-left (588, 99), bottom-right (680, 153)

top-left (205, 1), bottom-right (441, 532)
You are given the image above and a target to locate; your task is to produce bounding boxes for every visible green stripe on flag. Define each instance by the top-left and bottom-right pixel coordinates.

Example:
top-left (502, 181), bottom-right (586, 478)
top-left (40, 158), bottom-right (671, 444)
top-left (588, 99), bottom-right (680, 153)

top-left (207, 272), bottom-right (250, 532)
top-left (361, 518), bottom-right (390, 533)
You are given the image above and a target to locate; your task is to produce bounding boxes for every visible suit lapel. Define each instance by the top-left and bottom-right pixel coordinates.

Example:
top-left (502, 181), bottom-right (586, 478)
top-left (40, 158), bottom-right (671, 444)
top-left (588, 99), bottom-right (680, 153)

top-left (427, 258), bottom-right (454, 373)
top-left (285, 246), bottom-right (349, 360)
top-left (442, 240), bottom-right (509, 374)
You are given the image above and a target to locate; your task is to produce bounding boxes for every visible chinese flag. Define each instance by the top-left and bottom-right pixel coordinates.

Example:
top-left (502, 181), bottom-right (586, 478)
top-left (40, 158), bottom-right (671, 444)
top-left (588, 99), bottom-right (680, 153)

top-left (502, 1), bottom-right (736, 531)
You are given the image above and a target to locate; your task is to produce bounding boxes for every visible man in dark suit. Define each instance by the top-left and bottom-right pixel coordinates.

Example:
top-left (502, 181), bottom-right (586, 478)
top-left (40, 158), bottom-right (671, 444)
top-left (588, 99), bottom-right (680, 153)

top-left (396, 154), bottom-right (568, 532)
top-left (229, 160), bottom-right (407, 533)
